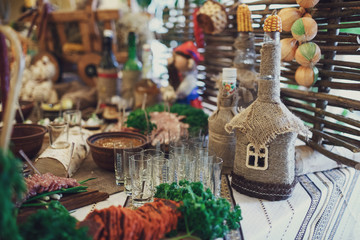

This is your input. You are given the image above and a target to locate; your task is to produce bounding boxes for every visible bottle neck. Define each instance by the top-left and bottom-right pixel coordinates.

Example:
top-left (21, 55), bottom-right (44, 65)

top-left (128, 45), bottom-right (137, 59)
top-left (102, 37), bottom-right (113, 52)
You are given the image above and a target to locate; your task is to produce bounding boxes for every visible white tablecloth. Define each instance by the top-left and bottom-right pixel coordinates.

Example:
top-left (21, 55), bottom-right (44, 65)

top-left (71, 167), bottom-right (360, 240)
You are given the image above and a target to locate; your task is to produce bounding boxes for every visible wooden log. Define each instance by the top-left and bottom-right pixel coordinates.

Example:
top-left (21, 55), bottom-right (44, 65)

top-left (310, 129), bottom-right (360, 153)
top-left (281, 88), bottom-right (360, 111)
top-left (282, 98), bottom-right (360, 129)
top-left (297, 135), bottom-right (360, 169)
top-left (34, 129), bottom-right (92, 178)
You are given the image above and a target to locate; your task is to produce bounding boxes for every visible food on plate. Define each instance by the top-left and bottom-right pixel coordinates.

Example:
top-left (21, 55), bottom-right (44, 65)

top-left (79, 198), bottom-right (181, 240)
top-left (25, 173), bottom-right (79, 199)
top-left (149, 111), bottom-right (189, 145)
top-left (126, 103), bottom-right (208, 138)
top-left (94, 137), bottom-right (143, 148)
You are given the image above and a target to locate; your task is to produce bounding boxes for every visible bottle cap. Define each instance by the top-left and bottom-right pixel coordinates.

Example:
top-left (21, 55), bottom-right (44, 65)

top-left (222, 68), bottom-right (237, 80)
top-left (104, 29), bottom-right (113, 37)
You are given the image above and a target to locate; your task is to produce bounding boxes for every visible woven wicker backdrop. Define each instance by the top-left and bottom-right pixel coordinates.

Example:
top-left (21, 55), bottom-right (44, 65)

top-left (159, 0), bottom-right (360, 166)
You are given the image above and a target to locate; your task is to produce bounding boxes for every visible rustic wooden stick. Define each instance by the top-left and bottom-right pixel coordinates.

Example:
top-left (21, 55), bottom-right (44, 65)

top-left (318, 22), bottom-right (360, 30)
top-left (297, 134), bottom-right (360, 170)
top-left (318, 58), bottom-right (360, 69)
top-left (316, 81), bottom-right (360, 91)
top-left (313, 9), bottom-right (360, 18)
top-left (317, 1), bottom-right (360, 8)
top-left (0, 26), bottom-right (25, 153)
top-left (283, 98), bottom-right (360, 129)
top-left (310, 129), bottom-right (360, 153)
top-left (281, 88), bottom-right (360, 110)
top-left (319, 69), bottom-right (360, 81)
top-left (290, 109), bottom-right (360, 137)
top-left (324, 131), bottom-right (360, 148)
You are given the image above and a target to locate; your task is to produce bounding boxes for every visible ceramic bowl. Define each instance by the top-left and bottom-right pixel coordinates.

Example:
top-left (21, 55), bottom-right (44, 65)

top-left (3, 124), bottom-right (47, 159)
top-left (87, 131), bottom-right (148, 171)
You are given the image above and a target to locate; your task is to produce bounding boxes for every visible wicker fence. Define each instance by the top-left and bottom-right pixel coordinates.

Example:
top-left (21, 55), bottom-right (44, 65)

top-left (159, 0), bottom-right (360, 166)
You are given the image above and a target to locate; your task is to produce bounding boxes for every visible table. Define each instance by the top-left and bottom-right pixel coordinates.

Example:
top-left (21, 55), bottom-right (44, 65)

top-left (71, 167), bottom-right (360, 240)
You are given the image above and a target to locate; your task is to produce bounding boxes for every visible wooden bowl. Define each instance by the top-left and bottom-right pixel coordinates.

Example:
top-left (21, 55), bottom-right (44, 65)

top-left (0, 100), bottom-right (34, 122)
top-left (87, 132), bottom-right (148, 171)
top-left (3, 124), bottom-right (47, 159)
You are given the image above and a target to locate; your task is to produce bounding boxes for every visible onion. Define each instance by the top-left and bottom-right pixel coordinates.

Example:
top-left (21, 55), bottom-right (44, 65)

top-left (295, 66), bottom-right (319, 87)
top-left (295, 42), bottom-right (321, 67)
top-left (296, 0), bottom-right (319, 9)
top-left (281, 38), bottom-right (298, 61)
top-left (278, 7), bottom-right (305, 32)
top-left (291, 17), bottom-right (318, 42)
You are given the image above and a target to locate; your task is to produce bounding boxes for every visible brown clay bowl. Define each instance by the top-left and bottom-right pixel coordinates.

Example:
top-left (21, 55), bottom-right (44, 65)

top-left (0, 100), bottom-right (34, 122)
top-left (87, 131), bottom-right (149, 171)
top-left (2, 124), bottom-right (47, 159)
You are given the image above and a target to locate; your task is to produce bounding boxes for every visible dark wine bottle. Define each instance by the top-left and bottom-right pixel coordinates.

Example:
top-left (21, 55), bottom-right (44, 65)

top-left (97, 30), bottom-right (119, 105)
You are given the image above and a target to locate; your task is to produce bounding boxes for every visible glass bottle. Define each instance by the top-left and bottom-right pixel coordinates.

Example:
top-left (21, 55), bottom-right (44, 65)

top-left (121, 32), bottom-right (142, 107)
top-left (97, 29), bottom-right (119, 105)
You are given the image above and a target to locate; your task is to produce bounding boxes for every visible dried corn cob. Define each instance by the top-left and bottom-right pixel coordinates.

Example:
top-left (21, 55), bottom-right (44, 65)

top-left (237, 4), bottom-right (253, 32)
top-left (263, 11), bottom-right (282, 32)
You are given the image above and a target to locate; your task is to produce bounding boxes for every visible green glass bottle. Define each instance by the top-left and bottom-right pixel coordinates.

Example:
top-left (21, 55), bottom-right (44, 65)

top-left (121, 32), bottom-right (142, 107)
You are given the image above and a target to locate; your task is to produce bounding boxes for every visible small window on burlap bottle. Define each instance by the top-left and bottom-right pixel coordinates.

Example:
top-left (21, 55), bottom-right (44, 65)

top-left (208, 68), bottom-right (238, 174)
top-left (233, 4), bottom-right (257, 109)
top-left (225, 12), bottom-right (308, 201)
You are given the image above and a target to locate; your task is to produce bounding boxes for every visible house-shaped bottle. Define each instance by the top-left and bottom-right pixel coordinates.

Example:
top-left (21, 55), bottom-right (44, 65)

top-left (225, 13), bottom-right (308, 201)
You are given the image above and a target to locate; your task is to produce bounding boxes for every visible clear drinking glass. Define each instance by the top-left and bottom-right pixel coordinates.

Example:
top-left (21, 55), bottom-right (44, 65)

top-left (130, 153), bottom-right (153, 207)
top-left (171, 151), bottom-right (195, 183)
top-left (152, 156), bottom-right (170, 190)
top-left (48, 122), bottom-right (69, 149)
top-left (63, 110), bottom-right (82, 134)
top-left (113, 142), bottom-right (124, 186)
top-left (123, 148), bottom-right (141, 195)
top-left (211, 157), bottom-right (223, 198)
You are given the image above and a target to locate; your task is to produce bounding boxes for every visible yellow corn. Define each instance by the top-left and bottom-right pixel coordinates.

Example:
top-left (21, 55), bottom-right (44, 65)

top-left (237, 4), bottom-right (253, 32)
top-left (263, 13), bottom-right (282, 32)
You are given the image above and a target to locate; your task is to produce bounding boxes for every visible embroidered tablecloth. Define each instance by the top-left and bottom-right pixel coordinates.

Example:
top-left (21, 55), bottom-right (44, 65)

top-left (234, 167), bottom-right (360, 240)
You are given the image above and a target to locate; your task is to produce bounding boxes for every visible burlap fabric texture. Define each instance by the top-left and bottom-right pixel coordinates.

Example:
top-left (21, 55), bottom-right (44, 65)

top-left (225, 41), bottom-right (308, 201)
top-left (208, 87), bottom-right (238, 174)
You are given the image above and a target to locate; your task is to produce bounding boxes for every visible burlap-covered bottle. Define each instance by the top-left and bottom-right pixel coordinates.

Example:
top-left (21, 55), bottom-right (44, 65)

top-left (208, 84), bottom-right (238, 174)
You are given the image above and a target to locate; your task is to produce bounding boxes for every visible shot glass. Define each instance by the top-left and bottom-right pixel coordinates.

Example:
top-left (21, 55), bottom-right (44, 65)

top-left (123, 148), bottom-right (142, 195)
top-left (63, 110), bottom-right (82, 135)
top-left (130, 153), bottom-right (153, 207)
top-left (211, 157), bottom-right (223, 198)
top-left (171, 151), bottom-right (195, 183)
top-left (114, 142), bottom-right (124, 186)
top-left (48, 122), bottom-right (69, 149)
top-left (152, 156), bottom-right (170, 190)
